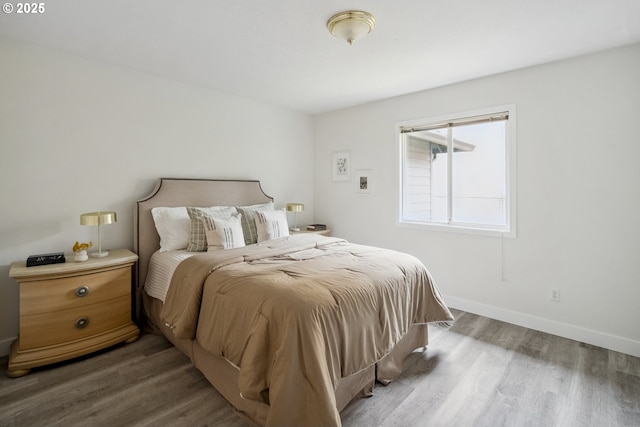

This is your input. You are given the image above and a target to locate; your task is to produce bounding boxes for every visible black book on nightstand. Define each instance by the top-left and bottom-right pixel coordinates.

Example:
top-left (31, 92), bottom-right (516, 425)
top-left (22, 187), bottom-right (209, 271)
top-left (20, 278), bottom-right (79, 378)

top-left (306, 224), bottom-right (327, 231)
top-left (26, 252), bottom-right (66, 267)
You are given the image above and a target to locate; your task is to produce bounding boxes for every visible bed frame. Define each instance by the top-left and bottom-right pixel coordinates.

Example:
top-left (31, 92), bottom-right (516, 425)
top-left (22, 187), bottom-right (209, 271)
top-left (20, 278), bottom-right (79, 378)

top-left (133, 178), bottom-right (429, 426)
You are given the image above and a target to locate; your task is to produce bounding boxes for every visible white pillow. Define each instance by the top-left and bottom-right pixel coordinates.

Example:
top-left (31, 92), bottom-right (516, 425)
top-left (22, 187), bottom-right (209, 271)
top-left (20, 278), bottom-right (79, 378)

top-left (151, 207), bottom-right (190, 252)
top-left (203, 214), bottom-right (246, 250)
top-left (254, 210), bottom-right (290, 242)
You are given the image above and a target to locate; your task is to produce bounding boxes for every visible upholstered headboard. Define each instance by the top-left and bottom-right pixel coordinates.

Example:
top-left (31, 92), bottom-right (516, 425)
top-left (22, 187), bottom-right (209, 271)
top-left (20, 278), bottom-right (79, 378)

top-left (134, 178), bottom-right (273, 291)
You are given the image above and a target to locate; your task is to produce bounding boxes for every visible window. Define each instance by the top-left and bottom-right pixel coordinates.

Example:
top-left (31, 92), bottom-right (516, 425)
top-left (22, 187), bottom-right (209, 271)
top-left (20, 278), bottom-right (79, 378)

top-left (397, 105), bottom-right (516, 237)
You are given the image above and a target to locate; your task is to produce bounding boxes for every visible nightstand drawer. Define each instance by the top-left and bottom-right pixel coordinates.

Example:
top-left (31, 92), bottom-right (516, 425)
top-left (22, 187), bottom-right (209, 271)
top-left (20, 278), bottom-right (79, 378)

top-left (19, 295), bottom-right (132, 349)
top-left (20, 267), bottom-right (130, 315)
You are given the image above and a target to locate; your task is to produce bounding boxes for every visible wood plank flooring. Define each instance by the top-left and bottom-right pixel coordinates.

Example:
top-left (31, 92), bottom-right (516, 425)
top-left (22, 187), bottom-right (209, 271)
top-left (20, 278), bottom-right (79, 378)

top-left (1, 309), bottom-right (639, 427)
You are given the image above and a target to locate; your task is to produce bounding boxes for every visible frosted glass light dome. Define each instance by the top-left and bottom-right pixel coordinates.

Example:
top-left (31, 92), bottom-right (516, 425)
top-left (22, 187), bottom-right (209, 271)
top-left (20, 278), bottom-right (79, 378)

top-left (327, 11), bottom-right (376, 45)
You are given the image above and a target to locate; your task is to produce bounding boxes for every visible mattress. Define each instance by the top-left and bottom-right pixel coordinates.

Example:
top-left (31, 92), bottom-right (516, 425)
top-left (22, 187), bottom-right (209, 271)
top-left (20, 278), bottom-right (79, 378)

top-left (144, 250), bottom-right (195, 302)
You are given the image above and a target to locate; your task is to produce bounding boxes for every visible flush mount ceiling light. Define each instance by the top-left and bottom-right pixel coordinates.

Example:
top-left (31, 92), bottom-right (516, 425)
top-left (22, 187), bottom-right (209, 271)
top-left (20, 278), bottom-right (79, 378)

top-left (327, 10), bottom-right (376, 45)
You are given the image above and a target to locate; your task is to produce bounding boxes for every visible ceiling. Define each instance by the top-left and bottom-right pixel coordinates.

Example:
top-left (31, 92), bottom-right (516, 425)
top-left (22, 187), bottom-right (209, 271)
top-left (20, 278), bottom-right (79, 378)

top-left (2, 0), bottom-right (640, 115)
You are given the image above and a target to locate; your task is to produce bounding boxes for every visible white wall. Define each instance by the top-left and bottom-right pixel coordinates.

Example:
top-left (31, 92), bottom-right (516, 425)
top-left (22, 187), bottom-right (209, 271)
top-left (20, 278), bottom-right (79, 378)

top-left (0, 37), bottom-right (315, 356)
top-left (314, 44), bottom-right (640, 357)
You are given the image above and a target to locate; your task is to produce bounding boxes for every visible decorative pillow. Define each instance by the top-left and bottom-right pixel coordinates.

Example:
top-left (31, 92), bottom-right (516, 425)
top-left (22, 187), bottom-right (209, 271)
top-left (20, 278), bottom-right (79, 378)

top-left (151, 207), bottom-right (190, 252)
top-left (186, 206), bottom-right (238, 251)
top-left (236, 201), bottom-right (274, 245)
top-left (254, 209), bottom-right (290, 242)
top-left (202, 214), bottom-right (245, 250)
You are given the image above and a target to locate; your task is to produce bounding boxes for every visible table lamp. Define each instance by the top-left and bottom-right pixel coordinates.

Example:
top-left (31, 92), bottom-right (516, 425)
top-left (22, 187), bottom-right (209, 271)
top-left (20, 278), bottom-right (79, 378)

top-left (80, 211), bottom-right (117, 257)
top-left (286, 203), bottom-right (304, 232)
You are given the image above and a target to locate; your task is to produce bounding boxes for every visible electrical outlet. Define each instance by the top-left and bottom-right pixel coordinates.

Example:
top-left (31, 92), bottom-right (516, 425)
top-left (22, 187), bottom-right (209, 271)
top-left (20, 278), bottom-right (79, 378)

top-left (550, 288), bottom-right (560, 302)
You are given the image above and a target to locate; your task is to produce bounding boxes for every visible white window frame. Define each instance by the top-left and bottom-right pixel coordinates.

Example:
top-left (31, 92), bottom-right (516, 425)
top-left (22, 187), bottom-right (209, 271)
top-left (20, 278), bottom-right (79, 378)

top-left (396, 104), bottom-right (517, 238)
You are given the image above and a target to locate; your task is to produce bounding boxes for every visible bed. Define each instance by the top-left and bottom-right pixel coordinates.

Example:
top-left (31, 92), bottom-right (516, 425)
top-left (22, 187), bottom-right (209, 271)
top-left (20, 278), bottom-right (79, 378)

top-left (134, 178), bottom-right (454, 427)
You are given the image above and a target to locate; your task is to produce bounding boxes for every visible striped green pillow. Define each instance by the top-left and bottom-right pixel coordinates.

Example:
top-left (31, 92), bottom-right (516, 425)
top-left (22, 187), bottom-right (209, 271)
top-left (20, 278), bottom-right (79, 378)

top-left (186, 206), bottom-right (238, 251)
top-left (236, 202), bottom-right (274, 245)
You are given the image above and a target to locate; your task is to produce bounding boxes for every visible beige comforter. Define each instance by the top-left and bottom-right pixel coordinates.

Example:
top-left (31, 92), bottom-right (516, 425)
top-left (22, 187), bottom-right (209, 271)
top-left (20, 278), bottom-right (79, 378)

top-left (162, 234), bottom-right (453, 427)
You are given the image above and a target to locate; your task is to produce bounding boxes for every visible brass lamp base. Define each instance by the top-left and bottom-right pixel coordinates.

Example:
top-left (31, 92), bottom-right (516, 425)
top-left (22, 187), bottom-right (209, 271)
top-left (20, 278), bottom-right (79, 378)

top-left (90, 251), bottom-right (109, 258)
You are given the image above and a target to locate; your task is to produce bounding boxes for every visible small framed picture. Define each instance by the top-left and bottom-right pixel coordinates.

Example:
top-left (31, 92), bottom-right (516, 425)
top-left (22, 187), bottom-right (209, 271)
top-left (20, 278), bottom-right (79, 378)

top-left (332, 150), bottom-right (351, 181)
top-left (355, 169), bottom-right (372, 194)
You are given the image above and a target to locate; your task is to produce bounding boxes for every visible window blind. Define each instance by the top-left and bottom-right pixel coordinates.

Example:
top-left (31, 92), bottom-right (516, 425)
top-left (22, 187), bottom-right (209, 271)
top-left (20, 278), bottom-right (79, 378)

top-left (400, 112), bottom-right (509, 134)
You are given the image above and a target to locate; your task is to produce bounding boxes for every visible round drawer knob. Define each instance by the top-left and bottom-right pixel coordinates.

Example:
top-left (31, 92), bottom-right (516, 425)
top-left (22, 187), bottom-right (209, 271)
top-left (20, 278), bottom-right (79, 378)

top-left (75, 286), bottom-right (89, 297)
top-left (75, 317), bottom-right (89, 329)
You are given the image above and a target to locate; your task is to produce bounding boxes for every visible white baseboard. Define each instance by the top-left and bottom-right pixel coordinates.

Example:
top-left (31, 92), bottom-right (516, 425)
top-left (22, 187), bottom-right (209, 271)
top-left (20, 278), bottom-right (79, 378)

top-left (0, 337), bottom-right (14, 358)
top-left (444, 295), bottom-right (640, 358)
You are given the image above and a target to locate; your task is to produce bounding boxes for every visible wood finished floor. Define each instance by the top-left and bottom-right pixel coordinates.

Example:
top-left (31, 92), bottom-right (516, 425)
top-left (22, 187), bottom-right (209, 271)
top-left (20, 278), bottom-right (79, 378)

top-left (1, 309), bottom-right (639, 427)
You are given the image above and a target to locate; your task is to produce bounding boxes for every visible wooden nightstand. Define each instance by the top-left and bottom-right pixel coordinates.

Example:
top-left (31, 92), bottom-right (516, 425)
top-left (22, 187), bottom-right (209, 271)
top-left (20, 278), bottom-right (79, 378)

top-left (7, 249), bottom-right (140, 378)
top-left (291, 228), bottom-right (332, 237)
